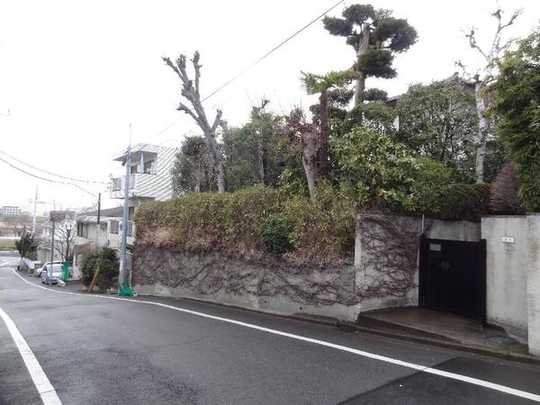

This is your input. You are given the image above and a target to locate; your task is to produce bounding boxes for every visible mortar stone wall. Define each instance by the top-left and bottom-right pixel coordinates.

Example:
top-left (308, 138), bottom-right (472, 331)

top-left (134, 214), bottom-right (480, 322)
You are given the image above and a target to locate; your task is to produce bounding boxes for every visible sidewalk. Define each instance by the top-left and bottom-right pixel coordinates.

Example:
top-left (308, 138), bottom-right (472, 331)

top-left (356, 307), bottom-right (530, 358)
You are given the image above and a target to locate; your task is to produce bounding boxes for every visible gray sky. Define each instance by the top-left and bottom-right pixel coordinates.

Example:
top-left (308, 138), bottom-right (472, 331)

top-left (0, 0), bottom-right (538, 213)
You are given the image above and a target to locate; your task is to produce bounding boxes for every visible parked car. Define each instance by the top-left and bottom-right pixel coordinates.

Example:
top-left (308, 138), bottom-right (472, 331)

top-left (18, 257), bottom-right (40, 273)
top-left (34, 261), bottom-right (62, 277)
top-left (39, 262), bottom-right (64, 284)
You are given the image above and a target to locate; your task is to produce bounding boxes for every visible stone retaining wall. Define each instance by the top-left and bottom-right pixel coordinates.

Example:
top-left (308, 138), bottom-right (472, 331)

top-left (133, 215), bottom-right (479, 322)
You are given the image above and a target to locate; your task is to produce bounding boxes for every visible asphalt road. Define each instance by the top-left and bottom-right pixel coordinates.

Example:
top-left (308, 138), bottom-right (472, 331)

top-left (1, 251), bottom-right (539, 405)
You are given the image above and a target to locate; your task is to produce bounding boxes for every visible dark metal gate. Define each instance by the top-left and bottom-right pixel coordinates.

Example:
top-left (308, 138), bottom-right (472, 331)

top-left (419, 236), bottom-right (486, 321)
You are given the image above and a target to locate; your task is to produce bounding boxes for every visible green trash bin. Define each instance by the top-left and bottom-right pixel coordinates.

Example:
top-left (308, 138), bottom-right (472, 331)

top-left (61, 261), bottom-right (71, 281)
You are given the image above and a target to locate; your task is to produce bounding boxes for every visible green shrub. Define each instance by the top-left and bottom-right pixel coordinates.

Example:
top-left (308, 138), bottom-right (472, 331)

top-left (81, 248), bottom-right (119, 291)
top-left (428, 183), bottom-right (490, 221)
top-left (136, 185), bottom-right (354, 266)
top-left (261, 216), bottom-right (291, 255)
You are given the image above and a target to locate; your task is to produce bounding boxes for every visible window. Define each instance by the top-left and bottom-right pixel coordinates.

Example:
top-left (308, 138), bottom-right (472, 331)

top-left (77, 223), bottom-right (88, 238)
top-left (128, 207), bottom-right (135, 221)
top-left (110, 220), bottom-right (119, 234)
top-left (143, 160), bottom-right (154, 174)
top-left (77, 223), bottom-right (84, 237)
top-left (130, 164), bottom-right (139, 174)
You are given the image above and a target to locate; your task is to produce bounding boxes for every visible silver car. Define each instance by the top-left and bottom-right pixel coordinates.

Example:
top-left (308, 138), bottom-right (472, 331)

top-left (40, 263), bottom-right (64, 285)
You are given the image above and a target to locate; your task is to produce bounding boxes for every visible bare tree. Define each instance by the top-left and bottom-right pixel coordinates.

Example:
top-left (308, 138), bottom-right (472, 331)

top-left (251, 99), bottom-right (271, 184)
top-left (53, 221), bottom-right (74, 262)
top-left (163, 52), bottom-right (226, 193)
top-left (457, 7), bottom-right (521, 183)
top-left (285, 109), bottom-right (320, 200)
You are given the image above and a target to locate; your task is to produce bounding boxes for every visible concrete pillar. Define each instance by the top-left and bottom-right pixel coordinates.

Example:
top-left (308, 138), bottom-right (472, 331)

top-left (527, 214), bottom-right (540, 356)
top-left (354, 214), bottom-right (364, 290)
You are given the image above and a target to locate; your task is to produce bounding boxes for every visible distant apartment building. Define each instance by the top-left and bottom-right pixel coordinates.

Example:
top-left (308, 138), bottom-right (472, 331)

top-left (71, 144), bottom-right (177, 277)
top-left (109, 143), bottom-right (177, 238)
top-left (0, 205), bottom-right (20, 217)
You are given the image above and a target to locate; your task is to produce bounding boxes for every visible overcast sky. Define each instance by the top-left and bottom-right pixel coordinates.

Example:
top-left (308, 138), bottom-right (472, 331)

top-left (0, 0), bottom-right (538, 214)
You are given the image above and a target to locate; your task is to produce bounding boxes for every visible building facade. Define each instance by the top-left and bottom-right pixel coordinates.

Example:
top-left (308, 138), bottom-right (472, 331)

top-left (0, 206), bottom-right (20, 217)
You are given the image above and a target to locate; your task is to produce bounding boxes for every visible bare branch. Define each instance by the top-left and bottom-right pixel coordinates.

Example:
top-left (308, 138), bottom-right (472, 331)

top-left (177, 102), bottom-right (201, 126)
top-left (211, 109), bottom-right (223, 132)
top-left (162, 57), bottom-right (182, 79)
top-left (192, 51), bottom-right (201, 98)
top-left (466, 28), bottom-right (488, 61)
top-left (491, 8), bottom-right (521, 56)
top-left (219, 118), bottom-right (229, 133)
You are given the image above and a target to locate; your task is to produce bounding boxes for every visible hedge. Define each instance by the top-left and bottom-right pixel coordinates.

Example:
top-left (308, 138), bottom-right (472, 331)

top-left (135, 186), bottom-right (355, 266)
top-left (135, 183), bottom-right (489, 267)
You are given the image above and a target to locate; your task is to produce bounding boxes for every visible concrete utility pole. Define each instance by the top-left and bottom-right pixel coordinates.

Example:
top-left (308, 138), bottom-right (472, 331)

top-left (29, 186), bottom-right (47, 236)
top-left (119, 124), bottom-right (132, 294)
top-left (50, 218), bottom-right (55, 266)
top-left (32, 186), bottom-right (38, 235)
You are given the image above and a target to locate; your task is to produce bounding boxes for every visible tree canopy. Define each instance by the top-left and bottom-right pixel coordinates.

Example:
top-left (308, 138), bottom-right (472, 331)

top-left (395, 77), bottom-right (478, 179)
top-left (323, 4), bottom-right (417, 104)
top-left (492, 30), bottom-right (540, 210)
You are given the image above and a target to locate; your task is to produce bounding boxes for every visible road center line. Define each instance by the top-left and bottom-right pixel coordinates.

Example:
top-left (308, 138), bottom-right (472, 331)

top-left (0, 306), bottom-right (62, 405)
top-left (8, 267), bottom-right (540, 403)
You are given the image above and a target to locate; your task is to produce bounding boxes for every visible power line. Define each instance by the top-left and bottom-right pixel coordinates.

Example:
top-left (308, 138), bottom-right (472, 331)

top-left (202, 0), bottom-right (346, 102)
top-left (150, 0), bottom-right (345, 140)
top-left (0, 149), bottom-right (107, 185)
top-left (0, 155), bottom-right (99, 197)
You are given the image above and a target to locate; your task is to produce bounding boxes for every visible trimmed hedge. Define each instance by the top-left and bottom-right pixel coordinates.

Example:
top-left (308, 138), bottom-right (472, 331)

top-left (405, 183), bottom-right (490, 222)
top-left (135, 183), bottom-right (489, 267)
top-left (135, 186), bottom-right (355, 266)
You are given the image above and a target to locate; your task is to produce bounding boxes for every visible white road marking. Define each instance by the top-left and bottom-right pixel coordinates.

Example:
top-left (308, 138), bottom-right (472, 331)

top-left (0, 306), bottom-right (62, 405)
top-left (7, 268), bottom-right (540, 403)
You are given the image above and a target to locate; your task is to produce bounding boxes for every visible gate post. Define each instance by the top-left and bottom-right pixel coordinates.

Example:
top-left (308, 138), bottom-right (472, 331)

top-left (418, 234), bottom-right (427, 307)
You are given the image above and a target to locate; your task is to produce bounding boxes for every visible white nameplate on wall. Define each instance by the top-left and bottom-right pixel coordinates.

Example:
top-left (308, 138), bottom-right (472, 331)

top-left (502, 236), bottom-right (515, 244)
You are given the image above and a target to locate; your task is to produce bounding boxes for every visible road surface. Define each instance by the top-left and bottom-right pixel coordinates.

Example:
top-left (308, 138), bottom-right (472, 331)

top-left (1, 251), bottom-right (539, 404)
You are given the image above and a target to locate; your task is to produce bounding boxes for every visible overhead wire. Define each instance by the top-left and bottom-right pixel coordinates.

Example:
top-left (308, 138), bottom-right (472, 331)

top-left (0, 149), bottom-right (107, 185)
top-left (0, 155), bottom-right (99, 197)
top-left (150, 0), bottom-right (346, 140)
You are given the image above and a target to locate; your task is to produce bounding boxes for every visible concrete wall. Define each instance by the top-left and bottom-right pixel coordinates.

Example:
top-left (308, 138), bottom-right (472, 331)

top-left (482, 216), bottom-right (529, 342)
top-left (482, 214), bottom-right (540, 356)
top-left (133, 215), bottom-right (481, 323)
top-left (426, 219), bottom-right (481, 242)
top-left (527, 215), bottom-right (540, 356)
top-left (355, 215), bottom-right (422, 312)
top-left (133, 249), bottom-right (362, 322)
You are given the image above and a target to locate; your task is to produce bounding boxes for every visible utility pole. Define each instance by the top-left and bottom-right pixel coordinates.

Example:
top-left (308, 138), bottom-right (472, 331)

top-left (50, 218), bottom-right (55, 266)
top-left (88, 192), bottom-right (102, 292)
top-left (119, 124), bottom-right (133, 296)
top-left (32, 186), bottom-right (38, 235)
top-left (29, 187), bottom-right (47, 236)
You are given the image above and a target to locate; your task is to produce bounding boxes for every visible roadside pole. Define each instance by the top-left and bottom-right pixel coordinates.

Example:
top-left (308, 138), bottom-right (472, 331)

top-left (50, 218), bottom-right (55, 269)
top-left (32, 186), bottom-right (38, 235)
top-left (88, 192), bottom-right (102, 292)
top-left (118, 125), bottom-right (133, 296)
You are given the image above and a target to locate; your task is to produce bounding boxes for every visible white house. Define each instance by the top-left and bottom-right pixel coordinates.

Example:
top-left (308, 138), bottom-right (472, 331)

top-left (71, 144), bottom-right (177, 277)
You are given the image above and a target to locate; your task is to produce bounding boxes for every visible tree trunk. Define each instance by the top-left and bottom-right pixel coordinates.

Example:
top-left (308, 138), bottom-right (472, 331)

top-left (204, 132), bottom-right (225, 193)
top-left (318, 89), bottom-right (330, 177)
top-left (354, 29), bottom-right (370, 107)
top-left (194, 170), bottom-right (201, 193)
top-left (302, 130), bottom-right (319, 200)
top-left (216, 156), bottom-right (225, 193)
top-left (474, 82), bottom-right (489, 183)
